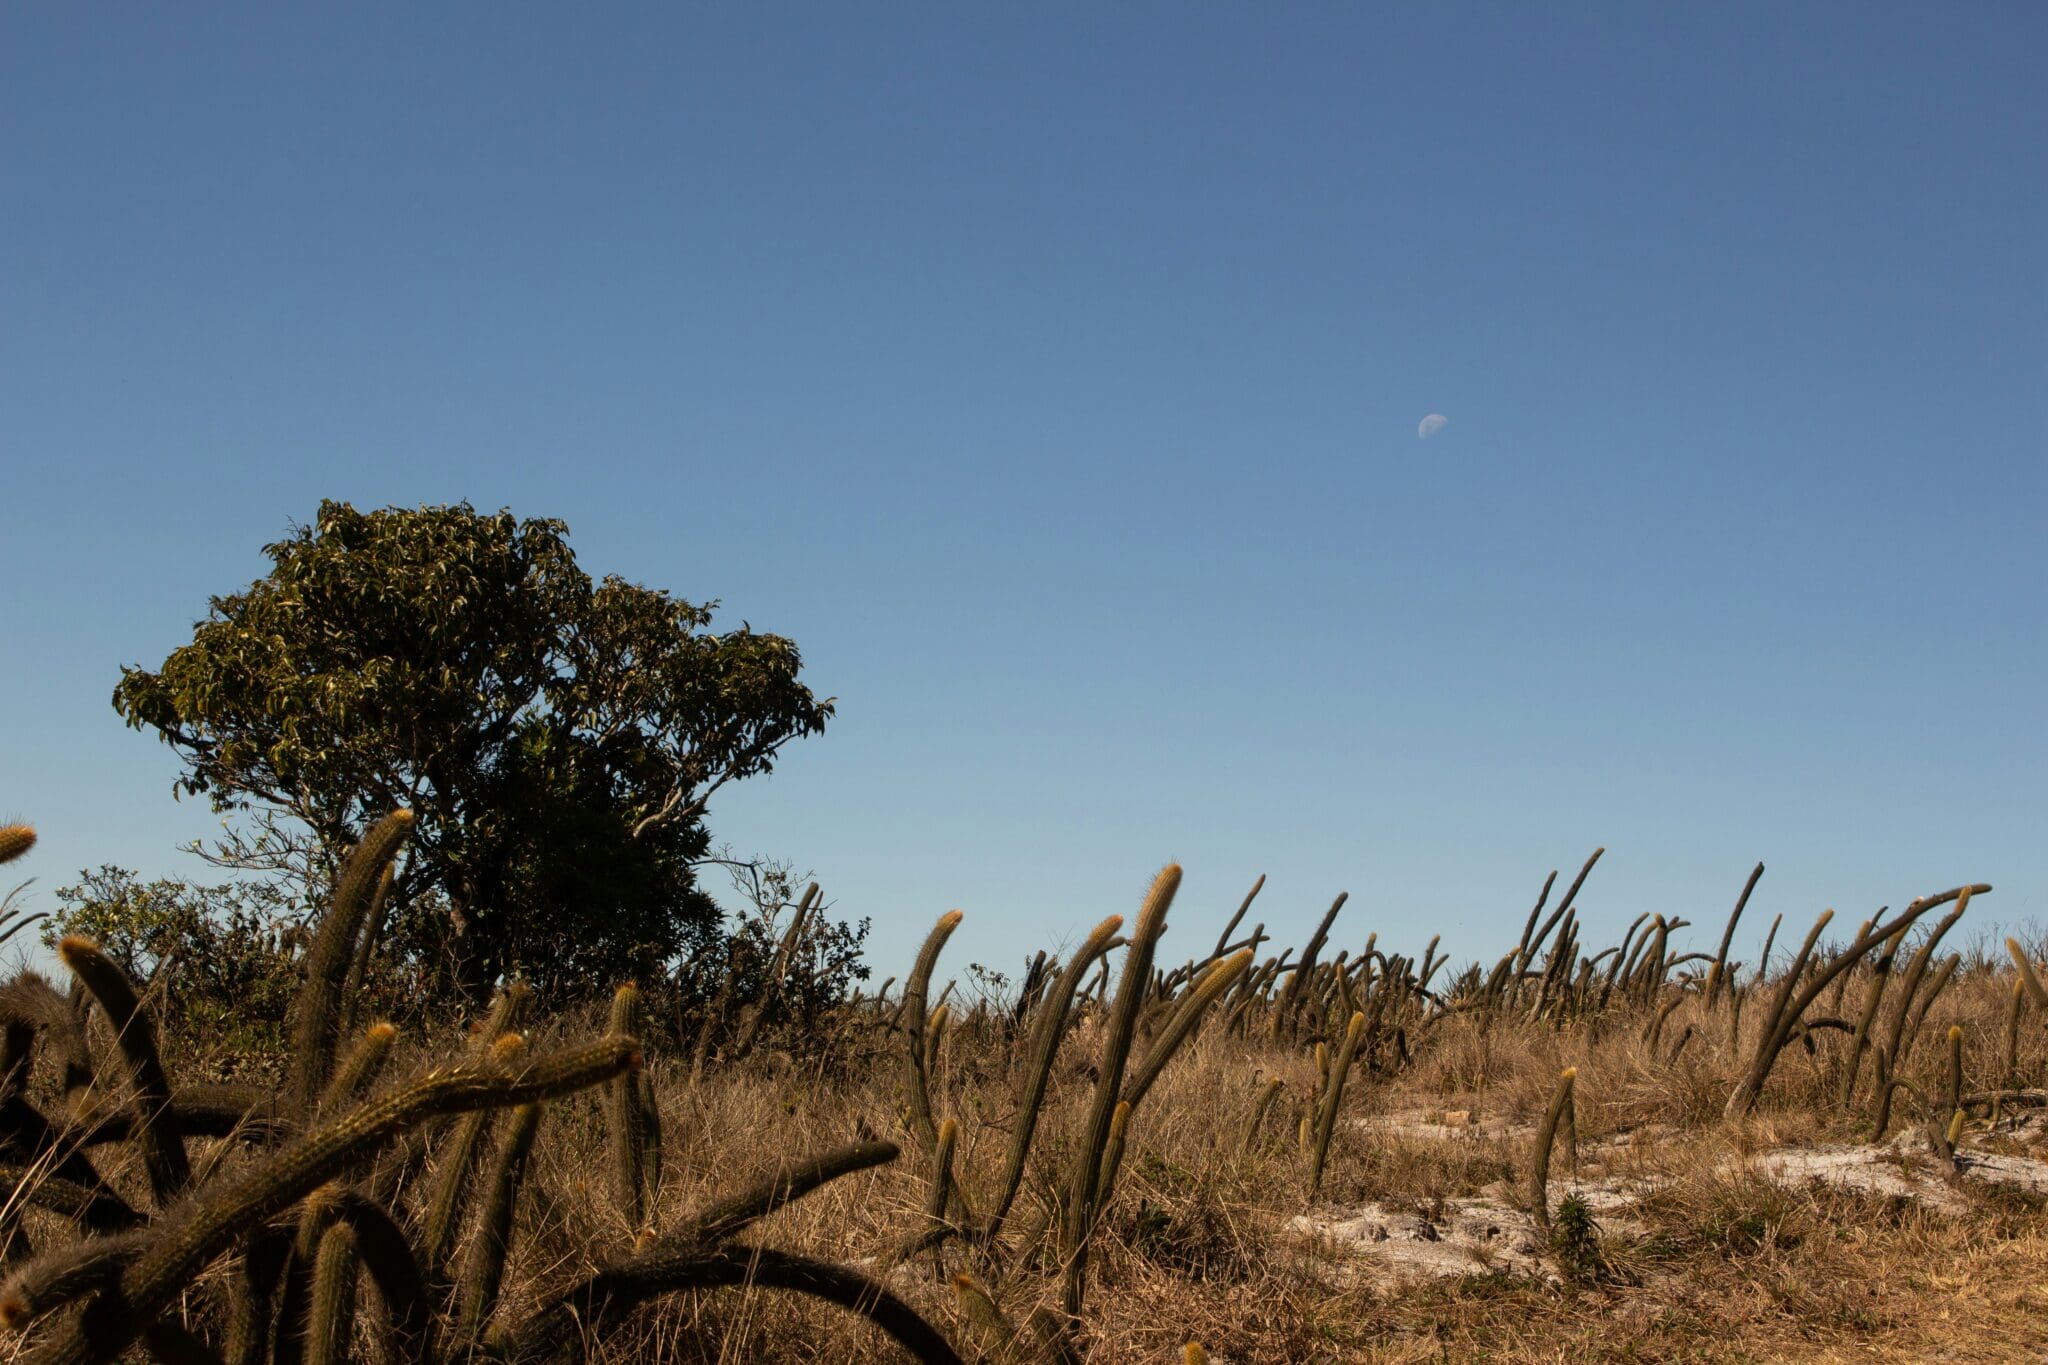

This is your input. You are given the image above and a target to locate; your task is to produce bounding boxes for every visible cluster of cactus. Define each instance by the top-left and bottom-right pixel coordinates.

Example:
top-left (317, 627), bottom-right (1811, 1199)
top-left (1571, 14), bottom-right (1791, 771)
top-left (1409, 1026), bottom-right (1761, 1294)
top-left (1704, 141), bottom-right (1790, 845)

top-left (0, 815), bottom-right (968, 1365)
top-left (873, 867), bottom-right (1264, 1362)
top-left (9, 809), bottom-right (2026, 1362)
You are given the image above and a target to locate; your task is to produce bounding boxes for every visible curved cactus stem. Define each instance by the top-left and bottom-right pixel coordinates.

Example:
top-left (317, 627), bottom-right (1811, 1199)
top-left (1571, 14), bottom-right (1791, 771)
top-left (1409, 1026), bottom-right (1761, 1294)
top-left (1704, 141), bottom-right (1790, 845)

top-left (1529, 1067), bottom-right (1578, 1237)
top-left (982, 914), bottom-right (1122, 1245)
top-left (458, 1102), bottom-right (543, 1340)
top-left (315, 1192), bottom-right (431, 1365)
top-left (512, 1243), bottom-right (964, 1365)
top-left (1059, 865), bottom-right (1178, 1323)
top-left (1309, 1012), bottom-right (1367, 1194)
top-left (0, 1167), bottom-right (142, 1233)
top-left (605, 985), bottom-right (646, 1228)
top-left (1705, 862), bottom-right (1766, 1008)
top-left (305, 1223), bottom-right (359, 1365)
top-left (58, 939), bottom-right (190, 1203)
top-left (0, 1229), bottom-right (149, 1332)
top-left (23, 1037), bottom-right (637, 1365)
top-left (902, 911), bottom-right (965, 1152)
top-left (1123, 950), bottom-right (1254, 1111)
top-left (508, 1141), bottom-right (914, 1363)
top-left (319, 1025), bottom-right (398, 1116)
top-left (288, 810), bottom-right (415, 1117)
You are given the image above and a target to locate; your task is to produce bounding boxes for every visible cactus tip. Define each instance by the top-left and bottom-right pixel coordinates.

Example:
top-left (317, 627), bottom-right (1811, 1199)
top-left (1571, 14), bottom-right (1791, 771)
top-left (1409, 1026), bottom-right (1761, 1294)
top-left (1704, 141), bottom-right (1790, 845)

top-left (0, 823), bottom-right (35, 864)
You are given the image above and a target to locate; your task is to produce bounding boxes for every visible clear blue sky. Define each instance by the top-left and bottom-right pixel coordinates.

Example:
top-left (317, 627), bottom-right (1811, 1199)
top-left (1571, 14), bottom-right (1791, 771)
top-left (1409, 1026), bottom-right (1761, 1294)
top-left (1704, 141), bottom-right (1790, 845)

top-left (4, 4), bottom-right (2042, 983)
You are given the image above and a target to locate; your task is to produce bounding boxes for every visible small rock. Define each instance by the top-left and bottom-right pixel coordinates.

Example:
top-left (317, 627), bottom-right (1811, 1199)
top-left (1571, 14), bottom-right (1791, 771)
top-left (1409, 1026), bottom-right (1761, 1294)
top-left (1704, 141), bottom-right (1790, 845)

top-left (1408, 1221), bottom-right (1440, 1243)
top-left (1368, 1223), bottom-right (1389, 1243)
top-left (1514, 1239), bottom-right (1539, 1255)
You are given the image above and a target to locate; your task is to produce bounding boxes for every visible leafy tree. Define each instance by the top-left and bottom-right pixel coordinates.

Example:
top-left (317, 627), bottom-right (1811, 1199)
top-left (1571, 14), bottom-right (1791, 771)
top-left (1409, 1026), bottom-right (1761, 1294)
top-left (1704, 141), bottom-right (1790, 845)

top-left (114, 500), bottom-right (832, 1000)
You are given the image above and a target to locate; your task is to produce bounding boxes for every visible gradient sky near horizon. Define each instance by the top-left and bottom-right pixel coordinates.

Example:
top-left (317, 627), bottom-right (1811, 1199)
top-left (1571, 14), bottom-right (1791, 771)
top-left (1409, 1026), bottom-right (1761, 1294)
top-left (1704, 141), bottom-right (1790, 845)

top-left (4, 4), bottom-right (2043, 982)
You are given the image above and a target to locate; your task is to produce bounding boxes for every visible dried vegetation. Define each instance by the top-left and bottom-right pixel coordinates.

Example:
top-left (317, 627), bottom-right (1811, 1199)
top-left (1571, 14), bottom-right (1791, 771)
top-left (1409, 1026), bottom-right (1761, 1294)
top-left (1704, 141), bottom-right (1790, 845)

top-left (1, 821), bottom-right (2044, 1362)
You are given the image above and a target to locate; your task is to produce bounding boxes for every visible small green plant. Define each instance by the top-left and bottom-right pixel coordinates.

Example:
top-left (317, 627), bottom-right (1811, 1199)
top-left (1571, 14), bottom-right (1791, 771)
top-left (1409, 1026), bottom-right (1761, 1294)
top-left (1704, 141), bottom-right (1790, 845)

top-left (1549, 1193), bottom-right (1604, 1283)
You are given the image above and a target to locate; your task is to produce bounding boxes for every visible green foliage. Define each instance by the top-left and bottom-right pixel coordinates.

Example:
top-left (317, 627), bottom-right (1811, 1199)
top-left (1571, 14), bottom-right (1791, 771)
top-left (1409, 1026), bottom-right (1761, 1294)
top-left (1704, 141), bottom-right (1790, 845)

top-left (1548, 1193), bottom-right (1604, 1284)
top-left (111, 500), bottom-right (833, 1000)
top-left (673, 859), bottom-right (870, 1061)
top-left (46, 868), bottom-right (306, 1070)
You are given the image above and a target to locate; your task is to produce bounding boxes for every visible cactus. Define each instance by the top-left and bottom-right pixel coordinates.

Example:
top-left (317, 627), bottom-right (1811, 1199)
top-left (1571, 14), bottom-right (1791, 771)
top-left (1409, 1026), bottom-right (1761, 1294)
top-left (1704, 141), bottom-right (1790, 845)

top-left (288, 810), bottom-right (414, 1117)
top-left (421, 1034), bottom-right (530, 1279)
top-left (1057, 865), bottom-right (1177, 1324)
top-left (504, 1140), bottom-right (963, 1365)
top-left (318, 1023), bottom-right (398, 1115)
top-left (304, 1223), bottom-right (358, 1365)
top-left (606, 984), bottom-right (647, 1228)
top-left (1241, 1076), bottom-right (1286, 1153)
top-left (338, 864), bottom-right (395, 1043)
top-left (980, 914), bottom-right (1123, 1247)
top-left (0, 1230), bottom-right (147, 1331)
top-left (902, 910), bottom-right (965, 1151)
top-left (1946, 1024), bottom-right (1965, 1120)
top-left (952, 1273), bottom-right (1022, 1361)
top-left (1274, 892), bottom-right (1347, 1037)
top-left (920, 1116), bottom-right (959, 1272)
top-left (1208, 874), bottom-right (1265, 964)
top-left (57, 937), bottom-right (190, 1202)
top-left (0, 826), bottom-right (34, 866)
top-left (1727, 886), bottom-right (1987, 1118)
top-left (923, 1002), bottom-right (952, 1083)
top-left (1309, 1012), bottom-right (1365, 1194)
top-left (458, 1101), bottom-right (543, 1338)
top-left (1529, 1067), bottom-right (1578, 1237)
top-left (1705, 862), bottom-right (1766, 1007)
top-left (729, 882), bottom-right (821, 1060)
top-left (1837, 923), bottom-right (1910, 1111)
top-left (1121, 949), bottom-right (1253, 1110)
top-left (2004, 975), bottom-right (2025, 1088)
top-left (2007, 938), bottom-right (2048, 1009)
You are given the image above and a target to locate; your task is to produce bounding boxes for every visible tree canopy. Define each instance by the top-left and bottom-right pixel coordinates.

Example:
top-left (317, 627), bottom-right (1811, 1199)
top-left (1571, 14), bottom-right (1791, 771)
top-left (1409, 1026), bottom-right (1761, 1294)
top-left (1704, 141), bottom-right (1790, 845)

top-left (114, 500), bottom-right (833, 998)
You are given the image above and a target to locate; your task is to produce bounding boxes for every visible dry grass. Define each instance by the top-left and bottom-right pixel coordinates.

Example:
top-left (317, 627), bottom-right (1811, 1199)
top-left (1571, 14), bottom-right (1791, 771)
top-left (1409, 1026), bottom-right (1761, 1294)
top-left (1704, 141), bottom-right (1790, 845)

top-left (5, 886), bottom-right (2047, 1363)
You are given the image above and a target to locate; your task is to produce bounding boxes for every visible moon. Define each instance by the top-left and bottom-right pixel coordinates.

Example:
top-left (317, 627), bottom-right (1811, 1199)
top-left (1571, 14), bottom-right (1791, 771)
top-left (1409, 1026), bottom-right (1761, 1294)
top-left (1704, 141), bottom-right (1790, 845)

top-left (1418, 413), bottom-right (1449, 440)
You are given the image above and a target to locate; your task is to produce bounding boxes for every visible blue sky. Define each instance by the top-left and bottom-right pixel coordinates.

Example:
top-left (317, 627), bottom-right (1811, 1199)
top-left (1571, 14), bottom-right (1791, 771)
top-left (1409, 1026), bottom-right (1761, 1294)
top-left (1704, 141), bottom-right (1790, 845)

top-left (4, 3), bottom-right (2042, 983)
